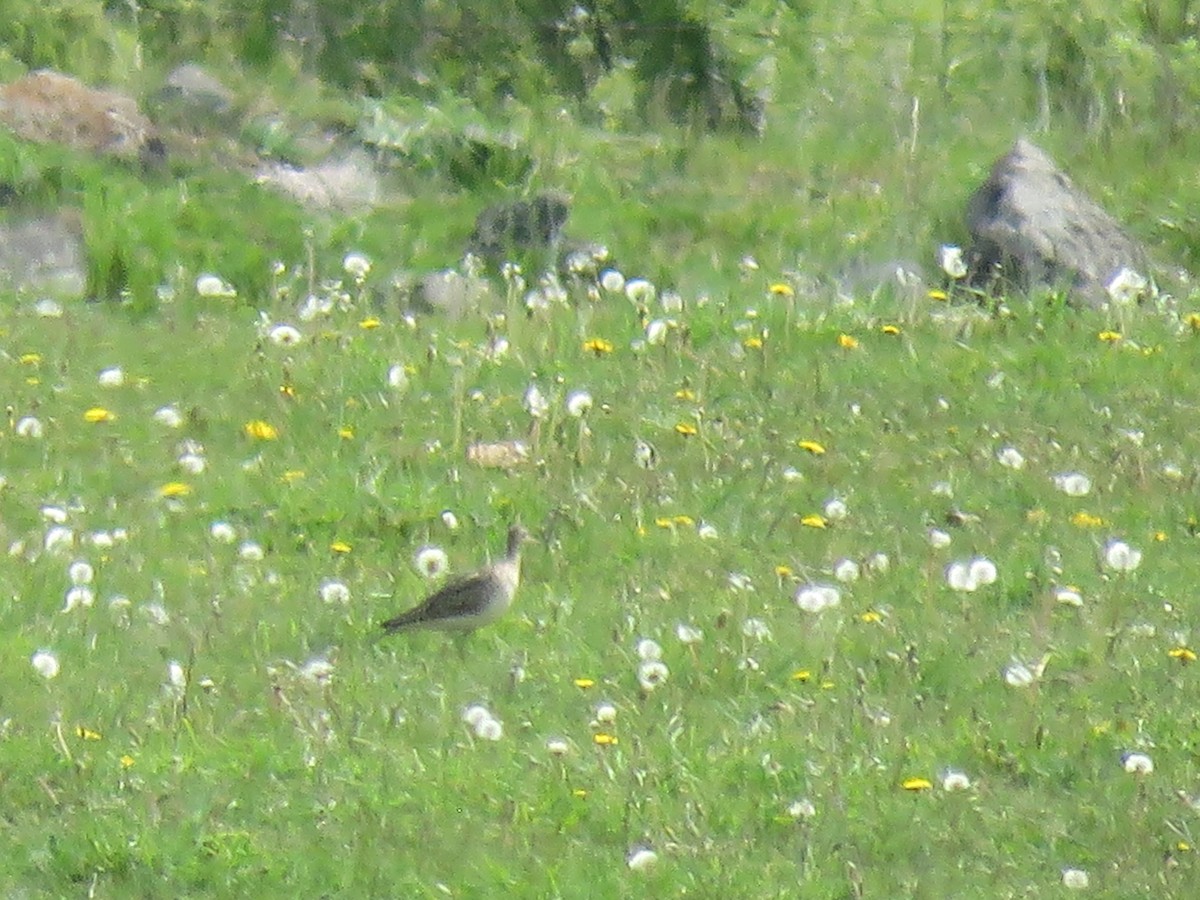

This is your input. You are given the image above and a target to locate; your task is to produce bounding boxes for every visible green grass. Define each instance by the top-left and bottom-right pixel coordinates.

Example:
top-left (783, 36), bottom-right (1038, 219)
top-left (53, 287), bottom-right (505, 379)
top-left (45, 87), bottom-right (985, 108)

top-left (2, 276), bottom-right (1200, 897)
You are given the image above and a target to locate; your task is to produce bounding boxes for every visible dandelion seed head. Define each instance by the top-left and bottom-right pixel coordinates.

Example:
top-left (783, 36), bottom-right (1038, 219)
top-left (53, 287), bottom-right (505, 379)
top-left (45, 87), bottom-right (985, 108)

top-left (343, 252), bottom-right (372, 280)
top-left (833, 558), bottom-right (860, 583)
top-left (787, 798), bottom-right (817, 819)
top-left (98, 366), bottom-right (125, 387)
top-left (1122, 751), bottom-right (1154, 774)
top-left (795, 583), bottom-right (841, 613)
top-left (566, 390), bottom-right (594, 417)
top-left (996, 446), bottom-right (1026, 470)
top-left (415, 546), bottom-right (449, 580)
top-left (637, 660), bottom-right (670, 691)
top-left (387, 364), bottom-right (409, 391)
top-left (599, 269), bottom-right (625, 293)
top-left (636, 638), bottom-right (663, 661)
top-left (15, 416), bottom-right (44, 439)
top-left (1053, 472), bottom-right (1092, 497)
top-left (239, 541), bottom-right (265, 561)
top-left (939, 244), bottom-right (967, 279)
top-left (1061, 868), bottom-right (1090, 890)
top-left (44, 526), bottom-right (75, 555)
top-left (31, 650), bottom-right (59, 679)
top-left (594, 702), bottom-right (618, 724)
top-left (268, 323), bottom-right (303, 346)
top-left (675, 623), bottom-right (703, 645)
top-left (210, 521), bottom-right (237, 543)
top-left (475, 715), bottom-right (504, 741)
top-left (1104, 540), bottom-right (1142, 572)
top-left (742, 618), bottom-right (772, 641)
top-left (823, 498), bottom-right (848, 521)
top-left (942, 770), bottom-right (972, 791)
top-left (319, 579), bottom-right (351, 605)
top-left (928, 528), bottom-right (952, 548)
top-left (546, 737), bottom-right (570, 756)
top-left (524, 384), bottom-right (549, 419)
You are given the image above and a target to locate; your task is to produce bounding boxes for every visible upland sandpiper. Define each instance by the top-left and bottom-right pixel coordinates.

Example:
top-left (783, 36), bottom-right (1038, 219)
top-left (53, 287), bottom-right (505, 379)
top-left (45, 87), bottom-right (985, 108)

top-left (380, 525), bottom-right (531, 634)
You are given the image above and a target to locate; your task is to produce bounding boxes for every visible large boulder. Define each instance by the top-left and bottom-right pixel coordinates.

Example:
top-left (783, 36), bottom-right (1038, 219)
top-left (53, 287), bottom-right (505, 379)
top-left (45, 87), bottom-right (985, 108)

top-left (964, 139), bottom-right (1149, 306)
top-left (0, 70), bottom-right (163, 167)
top-left (467, 192), bottom-right (570, 262)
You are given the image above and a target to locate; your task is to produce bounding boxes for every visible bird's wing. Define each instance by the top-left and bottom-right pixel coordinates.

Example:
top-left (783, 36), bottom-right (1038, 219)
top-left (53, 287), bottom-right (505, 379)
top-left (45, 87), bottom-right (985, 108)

top-left (380, 573), bottom-right (490, 631)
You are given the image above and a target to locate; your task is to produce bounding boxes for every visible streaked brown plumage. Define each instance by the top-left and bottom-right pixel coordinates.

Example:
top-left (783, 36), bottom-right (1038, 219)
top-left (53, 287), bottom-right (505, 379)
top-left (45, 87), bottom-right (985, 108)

top-left (380, 525), bottom-right (530, 634)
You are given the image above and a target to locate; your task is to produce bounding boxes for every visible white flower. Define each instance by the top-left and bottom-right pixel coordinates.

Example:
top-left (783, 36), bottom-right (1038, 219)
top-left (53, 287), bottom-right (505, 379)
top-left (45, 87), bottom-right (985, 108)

top-left (645, 319), bottom-right (668, 345)
top-left (781, 466), bottom-right (802, 482)
top-left (343, 252), bottom-right (372, 280)
top-left (661, 290), bottom-right (683, 313)
top-left (1122, 751), bottom-right (1154, 775)
top-left (566, 390), bottom-right (593, 417)
top-left (546, 737), bottom-right (570, 756)
top-left (68, 560), bottom-right (95, 585)
top-left (386, 363), bottom-right (409, 391)
top-left (625, 278), bottom-right (656, 305)
top-left (600, 269), bottom-right (625, 293)
top-left (89, 531), bottom-right (115, 549)
top-left (41, 506), bottom-right (69, 524)
top-left (928, 528), bottom-right (952, 548)
top-left (675, 623), bottom-right (703, 645)
top-left (268, 323), bottom-right (303, 346)
top-left (34, 298), bottom-right (63, 318)
top-left (946, 557), bottom-right (997, 592)
top-left (594, 702), bottom-right (618, 724)
top-left (31, 650), bottom-right (59, 679)
top-left (15, 416), bottom-right (43, 439)
top-left (475, 715), bottom-right (504, 741)
top-left (1061, 868), bottom-right (1090, 890)
top-left (1103, 540), bottom-right (1142, 572)
top-left (787, 798), bottom-right (817, 819)
top-left (415, 546), bottom-right (448, 580)
top-left (939, 244), bottom-right (968, 279)
top-left (299, 655), bottom-right (334, 684)
top-left (62, 585), bottom-right (95, 612)
top-left (795, 583), bottom-right (841, 613)
top-left (637, 660), bottom-right (670, 691)
top-left (319, 579), bottom-right (351, 605)
top-left (153, 405), bottom-right (184, 428)
top-left (833, 558), bottom-right (860, 583)
top-left (166, 660), bottom-right (187, 696)
top-left (1003, 657), bottom-right (1046, 688)
top-left (142, 603), bottom-right (171, 626)
top-left (742, 618), bottom-right (772, 641)
top-left (462, 705), bottom-right (492, 728)
top-left (864, 552), bottom-right (890, 574)
top-left (441, 510), bottom-right (459, 530)
top-left (1055, 586), bottom-right (1084, 607)
top-left (969, 557), bottom-right (998, 586)
top-left (524, 384), bottom-right (549, 419)
top-left (178, 452), bottom-right (206, 475)
top-left (626, 848), bottom-right (658, 872)
top-left (727, 572), bottom-right (753, 592)
top-left (98, 366), bottom-right (125, 387)
top-left (1106, 267), bottom-right (1148, 305)
top-left (195, 273), bottom-right (235, 298)
top-left (210, 521), bottom-right (237, 543)
top-left (942, 770), bottom-right (971, 791)
top-left (239, 541), bottom-right (265, 561)
top-left (1053, 472), bottom-right (1092, 497)
top-left (823, 498), bottom-right (848, 521)
top-left (996, 446), bottom-right (1026, 470)
top-left (44, 526), bottom-right (75, 555)
top-left (636, 638), bottom-right (663, 661)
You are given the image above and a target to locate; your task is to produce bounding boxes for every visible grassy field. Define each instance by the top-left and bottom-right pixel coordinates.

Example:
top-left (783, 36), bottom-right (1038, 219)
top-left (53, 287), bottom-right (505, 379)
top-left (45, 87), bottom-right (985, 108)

top-left (3, 265), bottom-right (1200, 897)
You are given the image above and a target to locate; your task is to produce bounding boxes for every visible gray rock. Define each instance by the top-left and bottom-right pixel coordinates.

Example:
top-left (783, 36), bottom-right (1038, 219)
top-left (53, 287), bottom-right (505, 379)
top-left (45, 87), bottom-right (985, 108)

top-left (162, 63), bottom-right (234, 117)
top-left (467, 192), bottom-right (570, 262)
top-left (254, 148), bottom-right (380, 211)
top-left (964, 139), bottom-right (1148, 306)
top-left (0, 213), bottom-right (87, 300)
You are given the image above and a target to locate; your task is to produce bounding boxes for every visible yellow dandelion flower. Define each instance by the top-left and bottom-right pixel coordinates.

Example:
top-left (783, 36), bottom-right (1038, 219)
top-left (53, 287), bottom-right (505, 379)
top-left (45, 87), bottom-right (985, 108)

top-left (26, 376), bottom-right (39, 386)
top-left (1091, 720), bottom-right (1113, 736)
top-left (791, 669), bottom-right (812, 682)
top-left (1178, 841), bottom-right (1192, 852)
top-left (881, 324), bottom-right (902, 335)
top-left (279, 384), bottom-right (296, 399)
top-left (84, 407), bottom-right (115, 423)
top-left (743, 336), bottom-right (764, 350)
top-left (338, 426), bottom-right (354, 439)
top-left (1186, 313), bottom-right (1200, 331)
top-left (1168, 647), bottom-right (1197, 663)
top-left (1098, 330), bottom-right (1122, 342)
top-left (120, 754), bottom-right (136, 768)
top-left (800, 514), bottom-right (827, 529)
top-left (331, 540), bottom-right (352, 554)
top-left (76, 726), bottom-right (102, 741)
top-left (1071, 511), bottom-right (1105, 528)
top-left (769, 282), bottom-right (795, 298)
top-left (359, 317), bottom-right (381, 330)
top-left (654, 517), bottom-right (675, 529)
top-left (574, 677), bottom-right (596, 689)
top-left (19, 352), bottom-right (41, 365)
top-left (837, 333), bottom-right (859, 350)
top-left (593, 733), bottom-right (619, 746)
top-left (244, 420), bottom-right (278, 440)
top-left (674, 422), bottom-right (699, 436)
top-left (1153, 530), bottom-right (1167, 542)
top-left (902, 777), bottom-right (933, 791)
top-left (859, 610), bottom-right (883, 624)
top-left (582, 337), bottom-right (614, 355)
top-left (775, 564), bottom-right (794, 578)
top-left (572, 788), bottom-right (588, 798)
top-left (820, 680), bottom-right (835, 689)
top-left (280, 470), bottom-right (306, 483)
top-left (672, 515), bottom-right (695, 527)
top-left (797, 440), bottom-right (826, 455)
top-left (159, 482), bottom-right (191, 498)
top-left (927, 289), bottom-right (948, 302)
